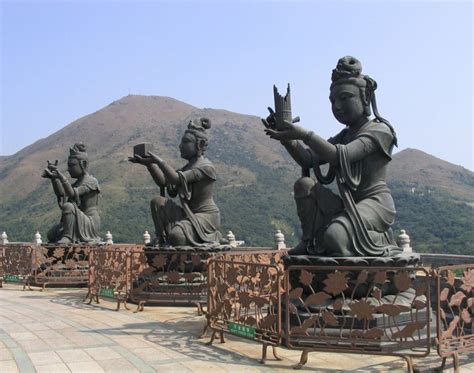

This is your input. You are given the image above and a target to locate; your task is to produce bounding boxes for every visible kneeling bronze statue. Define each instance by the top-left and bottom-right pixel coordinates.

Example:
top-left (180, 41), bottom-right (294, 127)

top-left (42, 143), bottom-right (102, 244)
top-left (263, 56), bottom-right (401, 258)
top-left (129, 118), bottom-right (222, 248)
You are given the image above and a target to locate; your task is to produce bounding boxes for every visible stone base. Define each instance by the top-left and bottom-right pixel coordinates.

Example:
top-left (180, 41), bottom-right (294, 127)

top-left (145, 244), bottom-right (233, 252)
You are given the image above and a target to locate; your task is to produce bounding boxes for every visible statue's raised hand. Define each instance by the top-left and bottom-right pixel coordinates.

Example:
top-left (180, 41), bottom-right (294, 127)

top-left (42, 168), bottom-right (54, 179)
top-left (261, 107), bottom-right (278, 130)
top-left (46, 160), bottom-right (59, 171)
top-left (128, 155), bottom-right (154, 166)
top-left (264, 122), bottom-right (308, 141)
top-left (147, 151), bottom-right (164, 165)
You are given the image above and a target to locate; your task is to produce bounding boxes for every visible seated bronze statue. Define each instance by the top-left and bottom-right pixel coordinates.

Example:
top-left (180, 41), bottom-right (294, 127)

top-left (42, 143), bottom-right (102, 244)
top-left (129, 118), bottom-right (222, 247)
top-left (263, 56), bottom-right (401, 257)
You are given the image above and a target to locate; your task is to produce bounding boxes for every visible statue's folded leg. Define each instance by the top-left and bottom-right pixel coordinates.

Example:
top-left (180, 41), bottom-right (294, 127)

top-left (57, 202), bottom-right (76, 244)
top-left (150, 196), bottom-right (185, 245)
top-left (322, 216), bottom-right (354, 257)
top-left (291, 177), bottom-right (344, 256)
top-left (47, 223), bottom-right (62, 243)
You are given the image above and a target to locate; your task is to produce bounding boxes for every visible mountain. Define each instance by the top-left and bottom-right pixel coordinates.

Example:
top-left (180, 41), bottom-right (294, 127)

top-left (1, 95), bottom-right (473, 254)
top-left (390, 148), bottom-right (473, 200)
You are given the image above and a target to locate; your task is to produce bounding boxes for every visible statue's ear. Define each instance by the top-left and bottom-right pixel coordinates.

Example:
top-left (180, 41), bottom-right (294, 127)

top-left (80, 160), bottom-right (88, 170)
top-left (197, 139), bottom-right (206, 151)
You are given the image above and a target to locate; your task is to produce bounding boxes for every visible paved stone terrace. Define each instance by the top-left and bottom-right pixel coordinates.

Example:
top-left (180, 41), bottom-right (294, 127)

top-left (0, 284), bottom-right (472, 372)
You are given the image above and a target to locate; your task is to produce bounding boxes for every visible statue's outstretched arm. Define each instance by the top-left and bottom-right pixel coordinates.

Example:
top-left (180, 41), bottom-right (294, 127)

top-left (302, 132), bottom-right (338, 166)
top-left (281, 140), bottom-right (313, 169)
top-left (56, 171), bottom-right (75, 198)
top-left (147, 152), bottom-right (180, 185)
top-left (266, 124), bottom-right (339, 166)
top-left (51, 178), bottom-right (66, 198)
top-left (146, 164), bottom-right (167, 187)
top-left (304, 134), bottom-right (377, 165)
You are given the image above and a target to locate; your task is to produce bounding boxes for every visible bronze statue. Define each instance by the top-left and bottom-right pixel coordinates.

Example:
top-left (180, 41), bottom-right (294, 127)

top-left (42, 143), bottom-right (102, 244)
top-left (129, 118), bottom-right (222, 247)
top-left (263, 56), bottom-right (401, 257)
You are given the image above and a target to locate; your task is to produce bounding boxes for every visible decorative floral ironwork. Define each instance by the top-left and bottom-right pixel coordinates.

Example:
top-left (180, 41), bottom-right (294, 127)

top-left (206, 252), bottom-right (284, 363)
top-left (129, 249), bottom-right (215, 312)
top-left (0, 244), bottom-right (34, 285)
top-left (85, 245), bottom-right (139, 310)
top-left (286, 265), bottom-right (431, 367)
top-left (436, 264), bottom-right (474, 368)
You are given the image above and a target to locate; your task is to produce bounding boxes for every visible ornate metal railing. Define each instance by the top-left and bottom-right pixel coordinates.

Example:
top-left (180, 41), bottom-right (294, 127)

top-left (129, 249), bottom-right (213, 313)
top-left (85, 245), bottom-right (142, 310)
top-left (0, 244), bottom-right (35, 287)
top-left (28, 244), bottom-right (91, 289)
top-left (206, 257), bottom-right (285, 363)
top-left (435, 264), bottom-right (474, 373)
top-left (285, 265), bottom-right (431, 370)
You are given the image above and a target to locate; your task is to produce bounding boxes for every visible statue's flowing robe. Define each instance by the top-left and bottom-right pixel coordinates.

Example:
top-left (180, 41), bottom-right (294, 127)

top-left (49, 174), bottom-right (101, 243)
top-left (159, 157), bottom-right (221, 246)
top-left (309, 120), bottom-right (401, 256)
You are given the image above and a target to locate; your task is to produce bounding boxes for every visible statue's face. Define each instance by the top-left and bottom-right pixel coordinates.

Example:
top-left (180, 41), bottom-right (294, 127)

top-left (179, 132), bottom-right (198, 160)
top-left (330, 83), bottom-right (366, 126)
top-left (67, 158), bottom-right (83, 178)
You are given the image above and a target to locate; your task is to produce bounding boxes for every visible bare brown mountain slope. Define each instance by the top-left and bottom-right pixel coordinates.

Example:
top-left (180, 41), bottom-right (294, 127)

top-left (0, 95), bottom-right (293, 203)
top-left (390, 148), bottom-right (474, 200)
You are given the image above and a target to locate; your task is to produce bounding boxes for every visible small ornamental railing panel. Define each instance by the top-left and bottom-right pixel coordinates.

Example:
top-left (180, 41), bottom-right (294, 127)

top-left (29, 244), bottom-right (90, 289)
top-left (0, 244), bottom-right (35, 286)
top-left (206, 258), bottom-right (284, 363)
top-left (285, 265), bottom-right (431, 370)
top-left (129, 250), bottom-right (213, 312)
top-left (436, 264), bottom-right (474, 372)
top-left (85, 245), bottom-right (142, 310)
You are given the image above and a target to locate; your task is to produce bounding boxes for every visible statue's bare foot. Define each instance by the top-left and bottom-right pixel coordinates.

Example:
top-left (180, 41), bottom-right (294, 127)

top-left (57, 237), bottom-right (72, 244)
top-left (288, 240), bottom-right (310, 255)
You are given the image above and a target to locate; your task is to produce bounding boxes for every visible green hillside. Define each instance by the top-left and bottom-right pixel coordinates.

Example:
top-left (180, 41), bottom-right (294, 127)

top-left (1, 95), bottom-right (472, 254)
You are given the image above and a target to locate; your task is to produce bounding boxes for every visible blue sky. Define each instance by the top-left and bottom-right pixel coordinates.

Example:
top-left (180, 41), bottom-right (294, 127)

top-left (1, 0), bottom-right (473, 169)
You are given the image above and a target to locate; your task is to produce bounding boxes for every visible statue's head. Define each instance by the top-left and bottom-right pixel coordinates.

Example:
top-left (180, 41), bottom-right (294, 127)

top-left (180, 118), bottom-right (211, 160)
top-left (329, 56), bottom-right (375, 126)
top-left (329, 56), bottom-right (397, 145)
top-left (68, 143), bottom-right (88, 178)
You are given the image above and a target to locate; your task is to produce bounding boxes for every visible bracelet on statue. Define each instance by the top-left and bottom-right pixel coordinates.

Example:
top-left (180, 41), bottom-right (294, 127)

top-left (61, 179), bottom-right (68, 185)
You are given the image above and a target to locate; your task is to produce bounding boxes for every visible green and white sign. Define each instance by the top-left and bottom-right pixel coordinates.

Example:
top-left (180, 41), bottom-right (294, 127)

top-left (229, 322), bottom-right (256, 339)
top-left (4, 274), bottom-right (21, 283)
top-left (99, 288), bottom-right (115, 298)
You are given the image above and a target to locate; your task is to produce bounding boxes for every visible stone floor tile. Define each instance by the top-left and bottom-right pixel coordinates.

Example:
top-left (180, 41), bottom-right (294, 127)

top-left (17, 339), bottom-right (48, 352)
top-left (36, 362), bottom-right (71, 373)
top-left (181, 361), bottom-right (227, 372)
top-left (34, 329), bottom-right (65, 341)
top-left (22, 322), bottom-right (52, 332)
top-left (112, 336), bottom-right (153, 349)
top-left (9, 331), bottom-right (38, 342)
top-left (0, 359), bottom-right (19, 373)
top-left (57, 349), bottom-right (93, 363)
top-left (28, 350), bottom-right (63, 365)
top-left (154, 362), bottom-right (192, 372)
top-left (45, 321), bottom-right (72, 330)
top-left (130, 347), bottom-right (172, 362)
top-left (83, 346), bottom-right (122, 361)
top-left (45, 338), bottom-right (76, 349)
top-left (67, 360), bottom-right (106, 373)
top-left (0, 324), bottom-right (27, 333)
top-left (0, 347), bottom-right (13, 361)
top-left (97, 359), bottom-right (140, 372)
